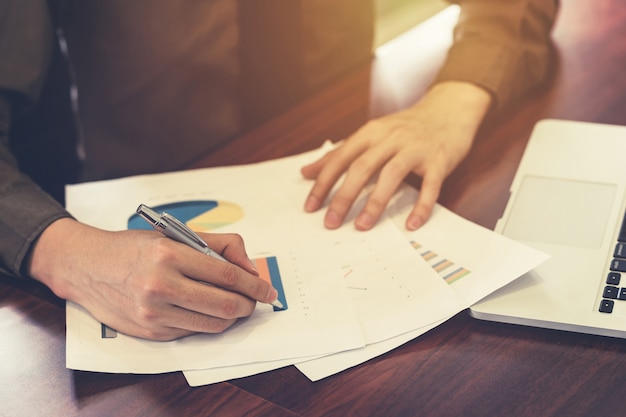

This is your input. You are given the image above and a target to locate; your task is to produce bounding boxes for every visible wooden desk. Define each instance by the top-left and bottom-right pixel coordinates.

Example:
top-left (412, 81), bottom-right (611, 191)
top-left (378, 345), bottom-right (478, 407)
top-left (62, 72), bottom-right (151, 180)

top-left (2, 1), bottom-right (625, 416)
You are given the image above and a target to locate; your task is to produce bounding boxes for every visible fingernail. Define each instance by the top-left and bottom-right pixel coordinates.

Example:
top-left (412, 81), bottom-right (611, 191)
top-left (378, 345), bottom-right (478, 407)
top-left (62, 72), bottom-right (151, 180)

top-left (356, 212), bottom-right (374, 230)
top-left (267, 286), bottom-right (279, 302)
top-left (304, 195), bottom-right (319, 212)
top-left (406, 215), bottom-right (423, 231)
top-left (324, 210), bottom-right (342, 229)
top-left (247, 257), bottom-right (259, 275)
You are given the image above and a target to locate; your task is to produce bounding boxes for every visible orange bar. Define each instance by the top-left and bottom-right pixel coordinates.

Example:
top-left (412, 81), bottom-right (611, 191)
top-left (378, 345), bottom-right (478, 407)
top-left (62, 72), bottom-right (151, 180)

top-left (254, 257), bottom-right (271, 284)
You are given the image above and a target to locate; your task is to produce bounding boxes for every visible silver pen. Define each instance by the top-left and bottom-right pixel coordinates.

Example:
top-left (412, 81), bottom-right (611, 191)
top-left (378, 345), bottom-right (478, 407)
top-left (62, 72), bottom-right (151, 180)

top-left (137, 203), bottom-right (228, 260)
top-left (136, 204), bottom-right (283, 309)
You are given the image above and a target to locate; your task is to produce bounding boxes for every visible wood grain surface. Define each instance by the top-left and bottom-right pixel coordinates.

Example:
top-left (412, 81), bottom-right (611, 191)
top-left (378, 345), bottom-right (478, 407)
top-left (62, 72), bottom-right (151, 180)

top-left (2, 1), bottom-right (626, 416)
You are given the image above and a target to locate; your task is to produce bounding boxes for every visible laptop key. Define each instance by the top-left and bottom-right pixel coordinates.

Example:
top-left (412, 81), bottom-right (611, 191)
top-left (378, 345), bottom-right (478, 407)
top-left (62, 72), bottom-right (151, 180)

top-left (603, 286), bottom-right (619, 299)
top-left (607, 272), bottom-right (621, 285)
top-left (615, 243), bottom-right (626, 259)
top-left (610, 259), bottom-right (626, 272)
top-left (599, 299), bottom-right (614, 313)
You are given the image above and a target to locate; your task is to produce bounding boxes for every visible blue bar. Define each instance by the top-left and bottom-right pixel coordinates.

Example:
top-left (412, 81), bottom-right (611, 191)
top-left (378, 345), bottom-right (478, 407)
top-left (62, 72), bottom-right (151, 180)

top-left (266, 256), bottom-right (288, 311)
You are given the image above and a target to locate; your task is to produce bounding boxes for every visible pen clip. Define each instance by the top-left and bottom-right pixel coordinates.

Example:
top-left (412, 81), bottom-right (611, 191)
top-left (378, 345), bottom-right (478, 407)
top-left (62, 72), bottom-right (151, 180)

top-left (161, 212), bottom-right (210, 252)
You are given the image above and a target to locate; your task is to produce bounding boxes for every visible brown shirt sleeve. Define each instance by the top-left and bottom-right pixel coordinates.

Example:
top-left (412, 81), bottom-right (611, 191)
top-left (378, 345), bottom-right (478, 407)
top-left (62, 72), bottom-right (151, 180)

top-left (435, 0), bottom-right (560, 109)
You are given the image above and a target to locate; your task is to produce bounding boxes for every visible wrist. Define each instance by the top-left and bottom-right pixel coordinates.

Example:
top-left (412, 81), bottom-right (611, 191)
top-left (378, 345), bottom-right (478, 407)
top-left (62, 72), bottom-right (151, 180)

top-left (26, 218), bottom-right (92, 300)
top-left (425, 80), bottom-right (492, 118)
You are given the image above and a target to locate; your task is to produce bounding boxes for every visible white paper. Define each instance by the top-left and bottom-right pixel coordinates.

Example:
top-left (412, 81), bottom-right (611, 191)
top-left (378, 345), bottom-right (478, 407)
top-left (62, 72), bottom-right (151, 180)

top-left (66, 145), bottom-right (464, 374)
top-left (294, 317), bottom-right (452, 382)
top-left (65, 149), bottom-right (366, 373)
top-left (294, 186), bottom-right (549, 381)
top-left (65, 143), bottom-right (547, 381)
top-left (182, 150), bottom-right (548, 386)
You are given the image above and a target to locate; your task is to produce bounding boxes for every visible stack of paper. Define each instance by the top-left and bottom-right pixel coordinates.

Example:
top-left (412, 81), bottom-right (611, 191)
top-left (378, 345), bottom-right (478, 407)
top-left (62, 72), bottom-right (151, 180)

top-left (64, 144), bottom-right (547, 385)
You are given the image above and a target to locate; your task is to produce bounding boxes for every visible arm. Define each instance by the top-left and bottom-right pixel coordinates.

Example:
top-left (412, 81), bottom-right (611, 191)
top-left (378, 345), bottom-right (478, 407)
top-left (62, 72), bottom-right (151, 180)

top-left (2, 101), bottom-right (279, 341)
top-left (0, 0), bottom-right (70, 279)
top-left (436, 0), bottom-right (559, 109)
top-left (302, 0), bottom-right (559, 230)
top-left (0, 0), bottom-right (279, 341)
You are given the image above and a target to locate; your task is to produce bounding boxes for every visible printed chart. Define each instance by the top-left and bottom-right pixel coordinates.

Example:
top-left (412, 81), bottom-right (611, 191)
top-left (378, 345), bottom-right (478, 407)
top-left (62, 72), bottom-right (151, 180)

top-left (127, 200), bottom-right (244, 232)
top-left (411, 241), bottom-right (471, 284)
top-left (252, 255), bottom-right (288, 311)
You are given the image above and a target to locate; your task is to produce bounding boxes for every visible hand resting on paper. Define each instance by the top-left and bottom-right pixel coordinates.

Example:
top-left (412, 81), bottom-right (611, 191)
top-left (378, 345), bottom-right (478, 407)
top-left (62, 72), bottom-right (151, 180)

top-left (302, 81), bottom-right (492, 231)
top-left (25, 218), bottom-right (279, 341)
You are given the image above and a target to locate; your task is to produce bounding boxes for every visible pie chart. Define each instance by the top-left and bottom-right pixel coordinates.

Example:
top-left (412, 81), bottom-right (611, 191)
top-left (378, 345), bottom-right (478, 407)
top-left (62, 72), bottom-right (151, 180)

top-left (127, 200), bottom-right (244, 232)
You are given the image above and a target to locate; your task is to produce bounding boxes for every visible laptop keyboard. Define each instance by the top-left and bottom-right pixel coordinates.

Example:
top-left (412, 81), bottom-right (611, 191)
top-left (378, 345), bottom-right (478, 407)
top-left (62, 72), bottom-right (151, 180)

top-left (599, 210), bottom-right (626, 313)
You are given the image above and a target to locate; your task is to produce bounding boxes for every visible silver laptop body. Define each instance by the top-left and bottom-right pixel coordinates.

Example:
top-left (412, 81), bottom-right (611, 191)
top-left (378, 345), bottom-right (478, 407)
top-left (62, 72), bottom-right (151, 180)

top-left (470, 119), bottom-right (626, 338)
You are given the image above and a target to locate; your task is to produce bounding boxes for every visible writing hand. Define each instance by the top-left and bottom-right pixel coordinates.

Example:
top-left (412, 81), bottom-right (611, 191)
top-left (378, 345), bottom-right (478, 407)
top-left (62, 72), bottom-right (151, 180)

top-left (27, 218), bottom-right (278, 340)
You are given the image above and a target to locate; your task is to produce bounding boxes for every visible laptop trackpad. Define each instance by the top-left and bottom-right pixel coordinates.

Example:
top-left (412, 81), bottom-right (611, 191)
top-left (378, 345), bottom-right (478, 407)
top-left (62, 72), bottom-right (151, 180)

top-left (501, 176), bottom-right (617, 249)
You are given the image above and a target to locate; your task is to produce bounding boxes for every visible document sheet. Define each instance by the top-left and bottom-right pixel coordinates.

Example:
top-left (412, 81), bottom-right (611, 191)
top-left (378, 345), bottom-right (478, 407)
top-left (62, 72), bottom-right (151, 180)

top-left (64, 143), bottom-right (547, 382)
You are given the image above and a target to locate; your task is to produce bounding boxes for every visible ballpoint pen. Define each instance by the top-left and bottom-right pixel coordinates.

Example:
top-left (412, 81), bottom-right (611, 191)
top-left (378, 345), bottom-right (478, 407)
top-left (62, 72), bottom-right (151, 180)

top-left (136, 203), bottom-right (283, 309)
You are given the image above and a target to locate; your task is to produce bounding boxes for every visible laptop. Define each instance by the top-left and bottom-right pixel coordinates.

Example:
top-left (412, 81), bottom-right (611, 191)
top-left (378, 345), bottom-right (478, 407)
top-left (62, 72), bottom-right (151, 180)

top-left (470, 119), bottom-right (626, 338)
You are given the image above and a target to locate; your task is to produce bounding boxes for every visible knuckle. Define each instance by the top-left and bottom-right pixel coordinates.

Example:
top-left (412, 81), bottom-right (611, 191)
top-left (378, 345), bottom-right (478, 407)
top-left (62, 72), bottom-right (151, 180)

top-left (366, 197), bottom-right (387, 213)
top-left (219, 263), bottom-right (240, 289)
top-left (348, 156), bottom-right (374, 176)
top-left (380, 158), bottom-right (407, 179)
top-left (135, 304), bottom-right (160, 324)
top-left (229, 233), bottom-right (245, 246)
top-left (211, 318), bottom-right (235, 334)
top-left (150, 240), bottom-right (177, 265)
top-left (330, 193), bottom-right (354, 212)
top-left (200, 315), bottom-right (241, 335)
top-left (219, 295), bottom-right (240, 319)
top-left (193, 314), bottom-right (236, 334)
top-left (135, 274), bottom-right (169, 299)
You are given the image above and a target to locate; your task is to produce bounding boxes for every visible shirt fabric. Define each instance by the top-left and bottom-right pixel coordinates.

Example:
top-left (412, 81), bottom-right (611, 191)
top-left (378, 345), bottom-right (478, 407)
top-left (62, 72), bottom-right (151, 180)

top-left (0, 0), bottom-right (559, 278)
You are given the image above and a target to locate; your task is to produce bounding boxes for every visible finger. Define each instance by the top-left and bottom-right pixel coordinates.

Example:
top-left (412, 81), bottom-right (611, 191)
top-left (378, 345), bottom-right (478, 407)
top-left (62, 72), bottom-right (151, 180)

top-left (406, 173), bottom-right (444, 230)
top-left (200, 232), bottom-right (259, 276)
top-left (355, 156), bottom-right (412, 230)
top-left (178, 251), bottom-right (277, 305)
top-left (303, 142), bottom-right (368, 213)
top-left (124, 260), bottom-right (259, 321)
top-left (105, 271), bottom-right (251, 340)
top-left (123, 301), bottom-right (241, 341)
top-left (171, 277), bottom-right (258, 319)
top-left (324, 146), bottom-right (393, 229)
top-left (167, 305), bottom-right (239, 334)
top-left (300, 151), bottom-right (333, 179)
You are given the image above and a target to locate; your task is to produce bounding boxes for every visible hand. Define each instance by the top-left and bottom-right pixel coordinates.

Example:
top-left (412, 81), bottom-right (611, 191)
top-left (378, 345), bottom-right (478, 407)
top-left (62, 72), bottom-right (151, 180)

top-left (27, 218), bottom-right (279, 341)
top-left (302, 81), bottom-right (492, 231)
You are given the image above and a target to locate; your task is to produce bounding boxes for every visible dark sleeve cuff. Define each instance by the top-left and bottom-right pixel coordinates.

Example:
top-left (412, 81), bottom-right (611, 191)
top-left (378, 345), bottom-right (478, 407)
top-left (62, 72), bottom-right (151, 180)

top-left (0, 186), bottom-right (72, 278)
